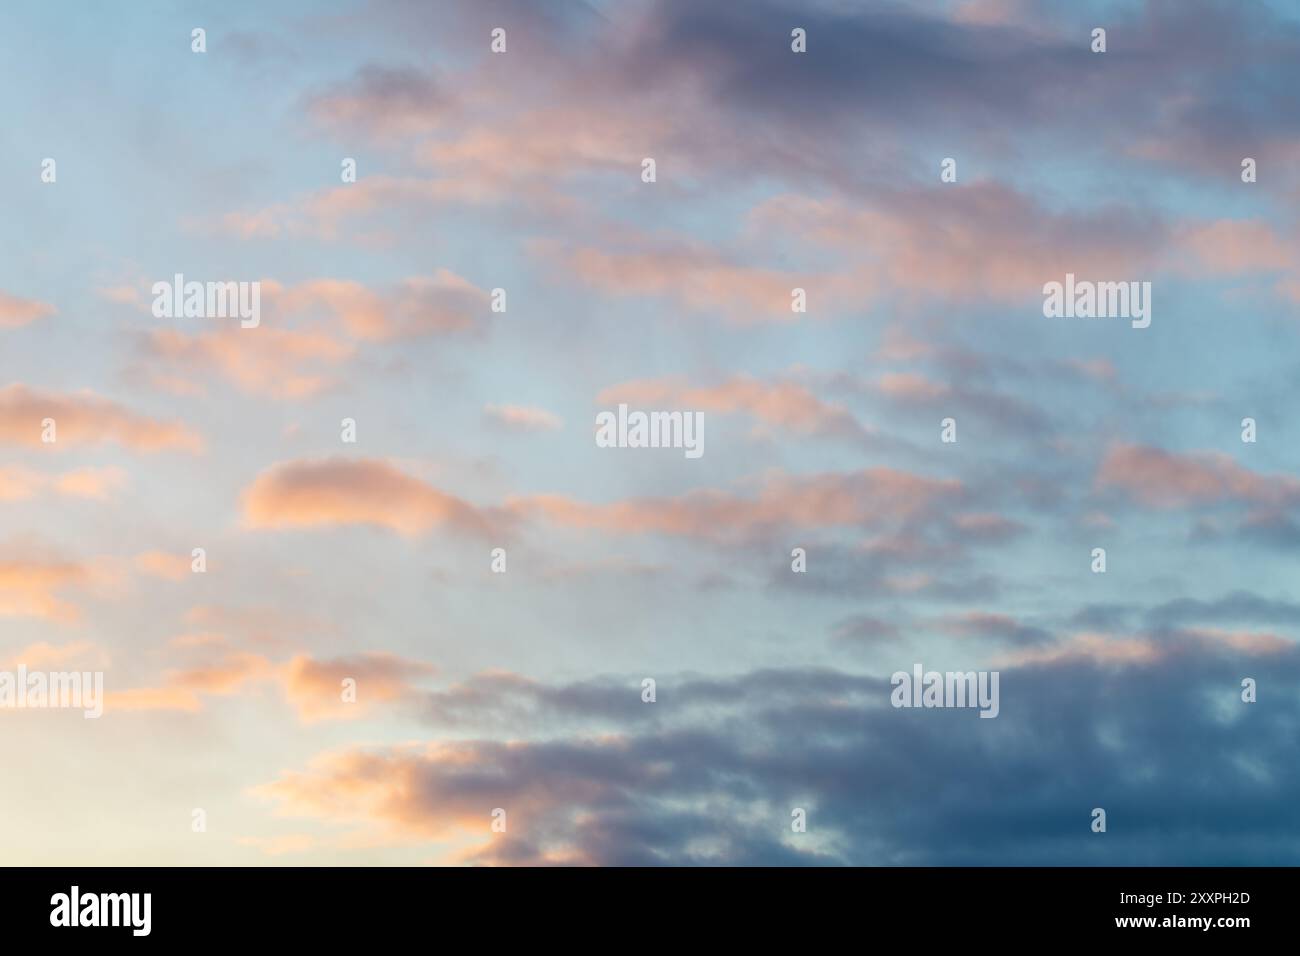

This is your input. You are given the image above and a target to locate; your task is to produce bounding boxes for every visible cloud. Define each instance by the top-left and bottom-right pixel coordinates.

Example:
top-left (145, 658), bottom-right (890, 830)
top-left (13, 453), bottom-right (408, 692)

top-left (1146, 591), bottom-right (1300, 630)
top-left (284, 652), bottom-right (436, 723)
top-left (830, 614), bottom-right (902, 650)
top-left (253, 644), bottom-right (1300, 864)
top-left (0, 465), bottom-right (129, 502)
top-left (267, 273), bottom-right (488, 341)
top-left (414, 100), bottom-right (685, 208)
top-left (483, 404), bottom-right (563, 432)
top-left (107, 685), bottom-right (206, 714)
top-left (208, 173), bottom-right (537, 241)
top-left (107, 653), bottom-right (274, 714)
top-left (753, 184), bottom-right (1167, 304)
top-left (0, 385), bottom-right (202, 452)
top-left (771, 540), bottom-right (1001, 603)
top-left (750, 188), bottom-right (1300, 314)
top-left (416, 671), bottom-right (647, 732)
top-left (304, 65), bottom-right (452, 138)
top-left (236, 833), bottom-right (318, 857)
top-left (871, 370), bottom-right (1051, 435)
top-left (136, 273), bottom-right (485, 398)
top-left (0, 552), bottom-right (92, 623)
top-left (0, 467), bottom-right (41, 501)
top-left (53, 466), bottom-right (128, 500)
top-left (96, 284), bottom-right (143, 306)
top-left (936, 611), bottom-right (1052, 647)
top-left (135, 271), bottom-right (487, 400)
top-left (0, 291), bottom-right (55, 329)
top-left (597, 375), bottom-right (870, 442)
top-left (242, 457), bottom-right (510, 538)
top-left (1095, 443), bottom-right (1300, 509)
top-left (169, 652), bottom-right (277, 695)
top-left (275, 0), bottom-right (1300, 262)
top-left (1, 640), bottom-right (108, 670)
top-left (141, 325), bottom-right (353, 400)
top-left (1175, 219), bottom-right (1297, 276)
top-left (541, 237), bottom-right (830, 323)
top-left (181, 604), bottom-right (327, 650)
top-left (950, 512), bottom-right (1026, 543)
top-left (514, 468), bottom-right (963, 543)
top-left (9, 0), bottom-right (1300, 868)
top-left (134, 551), bottom-right (193, 582)
top-left (600, 0), bottom-right (1300, 195)
top-left (107, 650), bottom-right (434, 722)
top-left (998, 627), bottom-right (1292, 668)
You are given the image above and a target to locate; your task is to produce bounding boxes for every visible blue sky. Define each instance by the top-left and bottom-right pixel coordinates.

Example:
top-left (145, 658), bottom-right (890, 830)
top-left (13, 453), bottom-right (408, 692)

top-left (2, 0), bottom-right (1300, 864)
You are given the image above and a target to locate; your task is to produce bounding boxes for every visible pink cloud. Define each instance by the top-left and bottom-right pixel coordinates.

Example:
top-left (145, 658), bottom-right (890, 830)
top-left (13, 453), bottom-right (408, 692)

top-left (54, 466), bottom-right (128, 500)
top-left (597, 375), bottom-right (868, 440)
top-left (0, 291), bottom-right (55, 329)
top-left (0, 554), bottom-right (91, 623)
top-left (242, 457), bottom-right (509, 538)
top-left (513, 468), bottom-right (962, 542)
top-left (107, 650), bottom-right (434, 723)
top-left (284, 652), bottom-right (435, 723)
top-left (134, 551), bottom-right (194, 582)
top-left (551, 242), bottom-right (815, 323)
top-left (0, 384), bottom-right (202, 453)
top-left (142, 325), bottom-right (353, 400)
top-left (484, 404), bottom-right (563, 431)
top-left (1095, 443), bottom-right (1300, 509)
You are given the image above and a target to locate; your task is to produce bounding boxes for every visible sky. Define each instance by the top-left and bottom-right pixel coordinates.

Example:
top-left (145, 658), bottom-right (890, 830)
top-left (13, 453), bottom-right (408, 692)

top-left (2, 0), bottom-right (1300, 865)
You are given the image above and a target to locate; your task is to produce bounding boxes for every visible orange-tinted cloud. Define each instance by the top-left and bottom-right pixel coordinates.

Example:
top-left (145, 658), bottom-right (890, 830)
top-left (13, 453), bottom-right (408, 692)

top-left (267, 272), bottom-right (488, 341)
top-left (753, 189), bottom-right (1300, 307)
top-left (597, 375), bottom-right (868, 441)
top-left (0, 554), bottom-right (91, 622)
top-left (107, 685), bottom-right (205, 713)
top-left (181, 604), bottom-right (321, 649)
top-left (1095, 443), bottom-right (1300, 509)
top-left (142, 325), bottom-right (353, 400)
top-left (134, 551), bottom-right (193, 581)
top-left (752, 184), bottom-right (1165, 303)
top-left (1174, 219), bottom-right (1297, 276)
top-left (236, 833), bottom-right (319, 857)
top-left (0, 465), bottom-right (129, 502)
top-left (250, 742), bottom-right (535, 853)
top-left (547, 240), bottom-right (821, 323)
top-left (136, 272), bottom-right (486, 399)
top-left (0, 466), bottom-right (41, 501)
top-left (54, 466), bottom-right (128, 500)
top-left (283, 652), bottom-right (436, 723)
top-left (171, 652), bottom-right (277, 694)
top-left (483, 404), bottom-right (563, 431)
top-left (0, 291), bottom-right (55, 329)
top-left (514, 468), bottom-right (962, 542)
top-left (305, 64), bottom-right (451, 139)
top-left (1000, 628), bottom-right (1291, 668)
top-left (1, 640), bottom-right (108, 670)
top-left (0, 384), bottom-right (202, 452)
top-left (96, 284), bottom-right (143, 306)
top-left (876, 373), bottom-right (948, 402)
top-left (107, 650), bottom-right (432, 722)
top-left (242, 457), bottom-right (509, 538)
top-left (208, 177), bottom-right (492, 241)
top-left (418, 101), bottom-right (679, 190)
top-left (105, 652), bottom-right (274, 713)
